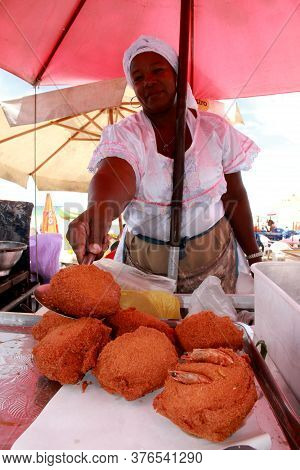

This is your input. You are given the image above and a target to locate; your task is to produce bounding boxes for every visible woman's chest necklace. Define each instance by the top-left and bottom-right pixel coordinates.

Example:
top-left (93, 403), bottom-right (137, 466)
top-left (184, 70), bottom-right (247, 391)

top-left (154, 125), bottom-right (193, 159)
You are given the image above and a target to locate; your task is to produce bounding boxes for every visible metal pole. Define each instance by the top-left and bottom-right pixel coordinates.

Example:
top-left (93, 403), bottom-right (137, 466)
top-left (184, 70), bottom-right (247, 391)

top-left (190, 0), bottom-right (195, 92)
top-left (168, 0), bottom-right (192, 283)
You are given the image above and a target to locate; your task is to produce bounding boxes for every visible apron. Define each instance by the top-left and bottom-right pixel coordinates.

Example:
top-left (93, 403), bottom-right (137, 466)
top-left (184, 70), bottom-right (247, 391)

top-left (123, 216), bottom-right (238, 294)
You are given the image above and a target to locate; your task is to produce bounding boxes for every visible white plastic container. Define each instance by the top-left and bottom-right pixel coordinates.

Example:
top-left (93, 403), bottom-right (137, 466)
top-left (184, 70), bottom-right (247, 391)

top-left (252, 262), bottom-right (300, 401)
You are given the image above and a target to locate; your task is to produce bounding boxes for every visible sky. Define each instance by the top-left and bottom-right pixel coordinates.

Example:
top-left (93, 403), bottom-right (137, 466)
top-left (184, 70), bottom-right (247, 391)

top-left (233, 94), bottom-right (300, 216)
top-left (0, 67), bottom-right (299, 224)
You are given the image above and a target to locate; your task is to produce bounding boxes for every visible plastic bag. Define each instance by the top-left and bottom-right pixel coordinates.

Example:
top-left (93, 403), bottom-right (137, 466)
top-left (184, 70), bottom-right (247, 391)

top-left (94, 258), bottom-right (176, 293)
top-left (236, 310), bottom-right (254, 325)
top-left (30, 233), bottom-right (62, 283)
top-left (187, 275), bottom-right (237, 320)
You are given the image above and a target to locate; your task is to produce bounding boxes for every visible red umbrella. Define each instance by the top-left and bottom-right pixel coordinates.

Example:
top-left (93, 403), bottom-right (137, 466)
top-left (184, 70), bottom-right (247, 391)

top-left (0, 0), bottom-right (299, 98)
top-left (1, 0), bottom-right (300, 279)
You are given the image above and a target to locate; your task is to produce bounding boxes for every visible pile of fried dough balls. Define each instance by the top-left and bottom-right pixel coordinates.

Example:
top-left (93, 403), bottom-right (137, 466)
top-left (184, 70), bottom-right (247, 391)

top-left (33, 265), bottom-right (257, 442)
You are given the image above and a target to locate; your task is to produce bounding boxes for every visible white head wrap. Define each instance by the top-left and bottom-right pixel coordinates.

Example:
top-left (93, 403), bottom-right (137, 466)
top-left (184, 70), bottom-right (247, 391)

top-left (123, 35), bottom-right (198, 111)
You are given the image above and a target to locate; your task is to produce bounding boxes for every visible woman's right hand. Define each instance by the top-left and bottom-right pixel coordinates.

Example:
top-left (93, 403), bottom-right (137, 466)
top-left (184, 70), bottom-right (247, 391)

top-left (67, 156), bottom-right (136, 264)
top-left (66, 205), bottom-right (110, 265)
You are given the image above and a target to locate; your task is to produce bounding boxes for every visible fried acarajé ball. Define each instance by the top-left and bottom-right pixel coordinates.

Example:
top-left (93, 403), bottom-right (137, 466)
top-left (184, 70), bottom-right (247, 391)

top-left (175, 311), bottom-right (243, 352)
top-left (32, 310), bottom-right (73, 341)
top-left (153, 348), bottom-right (257, 442)
top-left (33, 317), bottom-right (111, 384)
top-left (106, 307), bottom-right (175, 343)
top-left (94, 326), bottom-right (178, 401)
top-left (49, 265), bottom-right (121, 318)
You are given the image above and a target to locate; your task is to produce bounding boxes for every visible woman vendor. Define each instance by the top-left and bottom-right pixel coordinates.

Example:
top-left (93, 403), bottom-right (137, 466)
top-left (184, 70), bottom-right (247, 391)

top-left (67, 35), bottom-right (262, 294)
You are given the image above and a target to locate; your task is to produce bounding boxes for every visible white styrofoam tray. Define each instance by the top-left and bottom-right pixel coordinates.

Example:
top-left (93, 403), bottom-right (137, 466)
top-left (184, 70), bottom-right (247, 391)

top-left (13, 373), bottom-right (271, 450)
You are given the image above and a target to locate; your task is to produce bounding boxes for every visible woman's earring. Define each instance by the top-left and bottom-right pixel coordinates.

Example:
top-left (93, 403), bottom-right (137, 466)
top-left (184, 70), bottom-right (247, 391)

top-left (130, 96), bottom-right (141, 108)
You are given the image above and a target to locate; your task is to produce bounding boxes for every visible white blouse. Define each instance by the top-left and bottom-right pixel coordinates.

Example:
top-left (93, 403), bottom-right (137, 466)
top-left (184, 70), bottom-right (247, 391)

top-left (88, 110), bottom-right (259, 257)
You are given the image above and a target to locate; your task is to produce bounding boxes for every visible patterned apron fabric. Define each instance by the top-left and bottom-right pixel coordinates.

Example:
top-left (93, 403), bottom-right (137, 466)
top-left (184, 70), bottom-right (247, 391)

top-left (123, 217), bottom-right (238, 293)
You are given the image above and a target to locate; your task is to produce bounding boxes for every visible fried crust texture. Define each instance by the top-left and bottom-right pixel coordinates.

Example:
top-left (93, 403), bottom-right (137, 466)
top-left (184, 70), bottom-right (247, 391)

top-left (32, 311), bottom-right (73, 341)
top-left (49, 265), bottom-right (120, 318)
top-left (33, 317), bottom-right (111, 384)
top-left (94, 326), bottom-right (178, 401)
top-left (153, 348), bottom-right (257, 442)
top-left (175, 311), bottom-right (243, 351)
top-left (106, 307), bottom-right (175, 343)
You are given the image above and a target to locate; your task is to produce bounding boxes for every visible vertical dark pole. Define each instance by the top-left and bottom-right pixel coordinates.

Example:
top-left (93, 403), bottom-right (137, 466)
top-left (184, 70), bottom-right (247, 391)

top-left (168, 0), bottom-right (192, 282)
top-left (190, 0), bottom-right (195, 92)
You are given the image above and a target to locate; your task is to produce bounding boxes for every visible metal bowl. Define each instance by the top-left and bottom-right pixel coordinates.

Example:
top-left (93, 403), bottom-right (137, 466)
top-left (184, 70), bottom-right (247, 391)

top-left (0, 241), bottom-right (27, 276)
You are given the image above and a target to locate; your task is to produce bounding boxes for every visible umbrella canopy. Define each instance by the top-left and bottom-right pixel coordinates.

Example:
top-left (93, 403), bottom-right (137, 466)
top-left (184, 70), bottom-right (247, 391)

top-left (0, 79), bottom-right (139, 191)
top-left (2, 77), bottom-right (127, 126)
top-left (0, 0), bottom-right (300, 98)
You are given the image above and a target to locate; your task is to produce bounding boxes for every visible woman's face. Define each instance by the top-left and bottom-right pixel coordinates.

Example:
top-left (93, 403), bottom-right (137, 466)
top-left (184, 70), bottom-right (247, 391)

top-left (130, 52), bottom-right (177, 115)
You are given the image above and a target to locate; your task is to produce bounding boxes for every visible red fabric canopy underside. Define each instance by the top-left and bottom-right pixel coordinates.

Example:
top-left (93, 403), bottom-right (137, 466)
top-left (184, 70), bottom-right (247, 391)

top-left (0, 0), bottom-right (299, 99)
